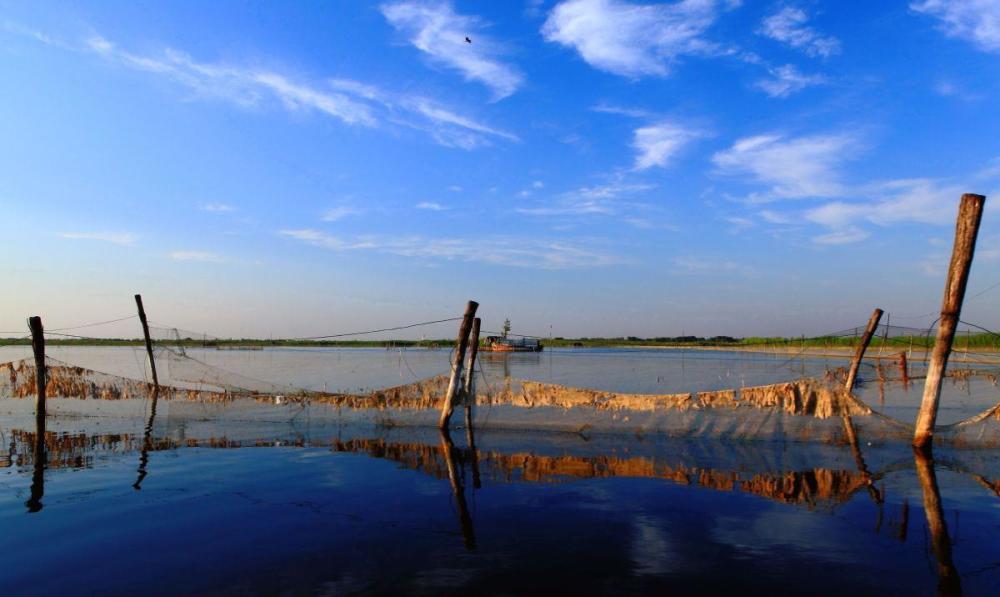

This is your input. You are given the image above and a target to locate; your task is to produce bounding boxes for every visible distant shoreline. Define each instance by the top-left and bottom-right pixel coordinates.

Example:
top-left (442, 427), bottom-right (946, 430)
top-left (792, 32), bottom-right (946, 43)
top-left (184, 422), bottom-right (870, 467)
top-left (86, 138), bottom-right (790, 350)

top-left (2, 337), bottom-right (998, 363)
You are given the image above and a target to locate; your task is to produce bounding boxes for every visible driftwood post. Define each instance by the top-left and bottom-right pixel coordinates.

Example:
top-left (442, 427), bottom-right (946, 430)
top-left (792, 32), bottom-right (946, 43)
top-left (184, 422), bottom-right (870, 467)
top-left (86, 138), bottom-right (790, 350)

top-left (27, 316), bottom-right (45, 421)
top-left (439, 301), bottom-right (478, 430)
top-left (844, 308), bottom-right (883, 392)
top-left (914, 193), bottom-right (986, 450)
top-left (135, 294), bottom-right (158, 387)
top-left (463, 317), bottom-right (481, 429)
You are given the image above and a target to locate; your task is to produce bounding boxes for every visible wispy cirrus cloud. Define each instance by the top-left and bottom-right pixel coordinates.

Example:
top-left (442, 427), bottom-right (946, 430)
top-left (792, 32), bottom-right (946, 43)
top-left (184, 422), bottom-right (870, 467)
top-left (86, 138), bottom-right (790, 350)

top-left (758, 7), bottom-right (841, 57)
top-left (86, 35), bottom-right (377, 126)
top-left (517, 180), bottom-right (655, 217)
top-left (278, 229), bottom-right (377, 250)
top-left (321, 206), bottom-right (363, 222)
top-left (416, 201), bottom-right (448, 210)
top-left (541, 0), bottom-right (738, 78)
top-left (712, 132), bottom-right (858, 200)
top-left (802, 178), bottom-right (967, 245)
top-left (168, 250), bottom-right (227, 263)
top-left (200, 202), bottom-right (236, 213)
top-left (59, 231), bottom-right (136, 246)
top-left (754, 64), bottom-right (826, 98)
top-left (911, 0), bottom-right (1000, 52)
top-left (33, 28), bottom-right (517, 152)
top-left (279, 228), bottom-right (619, 268)
top-left (380, 1), bottom-right (524, 99)
top-left (632, 121), bottom-right (703, 169)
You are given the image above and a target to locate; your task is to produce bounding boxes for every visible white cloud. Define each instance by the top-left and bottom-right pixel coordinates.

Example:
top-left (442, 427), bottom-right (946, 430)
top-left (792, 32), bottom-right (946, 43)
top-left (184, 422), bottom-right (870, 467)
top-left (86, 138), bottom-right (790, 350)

top-left (911, 0), bottom-right (1000, 52)
top-left (200, 202), bottom-right (236, 213)
top-left (532, 180), bottom-right (545, 189)
top-left (278, 229), bottom-right (376, 250)
top-left (803, 178), bottom-right (966, 244)
top-left (447, 185), bottom-right (463, 192)
top-left (280, 228), bottom-right (619, 268)
top-left (672, 255), bottom-right (755, 276)
top-left (813, 226), bottom-right (870, 245)
top-left (59, 231), bottom-right (136, 246)
top-left (758, 209), bottom-right (794, 224)
top-left (416, 201), bottom-right (448, 210)
top-left (74, 32), bottom-right (515, 151)
top-left (632, 121), bottom-right (702, 169)
top-left (712, 133), bottom-right (857, 199)
top-left (321, 206), bottom-right (363, 221)
top-left (754, 64), bottom-right (826, 98)
top-left (541, 0), bottom-right (736, 77)
top-left (397, 96), bottom-right (520, 149)
top-left (86, 35), bottom-right (377, 126)
top-left (380, 1), bottom-right (523, 99)
top-left (517, 180), bottom-right (655, 216)
top-left (168, 250), bottom-right (227, 263)
top-left (758, 7), bottom-right (841, 57)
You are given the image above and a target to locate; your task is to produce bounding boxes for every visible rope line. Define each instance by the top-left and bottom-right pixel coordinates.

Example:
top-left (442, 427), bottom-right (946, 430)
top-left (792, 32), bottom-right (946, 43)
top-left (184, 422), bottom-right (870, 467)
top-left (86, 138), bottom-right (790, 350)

top-left (285, 317), bottom-right (463, 341)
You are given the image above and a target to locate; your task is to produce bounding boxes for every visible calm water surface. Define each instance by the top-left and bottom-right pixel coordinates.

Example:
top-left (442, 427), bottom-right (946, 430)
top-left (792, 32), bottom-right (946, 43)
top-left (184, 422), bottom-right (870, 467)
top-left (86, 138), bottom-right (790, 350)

top-left (0, 415), bottom-right (998, 595)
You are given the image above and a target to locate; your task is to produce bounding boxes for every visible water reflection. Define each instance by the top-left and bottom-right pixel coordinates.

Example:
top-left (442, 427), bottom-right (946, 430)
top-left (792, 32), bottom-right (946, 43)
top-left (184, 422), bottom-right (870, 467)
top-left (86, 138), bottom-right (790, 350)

top-left (133, 389), bottom-right (159, 490)
top-left (26, 417), bottom-right (45, 513)
top-left (439, 428), bottom-right (476, 550)
top-left (914, 448), bottom-right (962, 596)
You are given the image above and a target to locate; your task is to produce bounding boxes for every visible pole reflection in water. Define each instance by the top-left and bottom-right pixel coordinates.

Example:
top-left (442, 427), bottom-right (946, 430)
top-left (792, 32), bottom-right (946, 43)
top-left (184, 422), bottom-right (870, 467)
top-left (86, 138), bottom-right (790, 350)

top-left (133, 388), bottom-right (159, 490)
top-left (26, 416), bottom-right (46, 513)
top-left (913, 448), bottom-right (962, 596)
top-left (464, 413), bottom-right (482, 490)
top-left (438, 428), bottom-right (476, 551)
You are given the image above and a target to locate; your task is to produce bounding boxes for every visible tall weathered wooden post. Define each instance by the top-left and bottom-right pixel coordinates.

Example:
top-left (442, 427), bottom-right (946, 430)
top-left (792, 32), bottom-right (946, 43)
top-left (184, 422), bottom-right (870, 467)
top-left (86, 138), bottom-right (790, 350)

top-left (463, 317), bottom-right (482, 427)
top-left (135, 294), bottom-right (158, 388)
top-left (27, 316), bottom-right (45, 421)
top-left (844, 308), bottom-right (883, 392)
top-left (914, 193), bottom-right (986, 450)
top-left (439, 301), bottom-right (478, 430)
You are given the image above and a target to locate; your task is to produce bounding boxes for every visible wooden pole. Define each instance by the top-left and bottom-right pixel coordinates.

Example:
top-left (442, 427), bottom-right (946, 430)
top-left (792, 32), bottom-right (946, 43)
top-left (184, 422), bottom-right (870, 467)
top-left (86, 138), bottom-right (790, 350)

top-left (914, 193), bottom-right (986, 450)
top-left (135, 294), bottom-right (158, 387)
top-left (27, 316), bottom-right (45, 421)
top-left (439, 301), bottom-right (478, 430)
top-left (844, 308), bottom-right (883, 392)
top-left (463, 317), bottom-right (481, 428)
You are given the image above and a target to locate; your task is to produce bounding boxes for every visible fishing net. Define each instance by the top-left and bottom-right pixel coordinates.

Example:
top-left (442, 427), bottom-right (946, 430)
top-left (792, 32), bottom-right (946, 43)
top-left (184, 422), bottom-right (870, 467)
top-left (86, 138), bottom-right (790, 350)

top-left (1, 349), bottom-right (999, 447)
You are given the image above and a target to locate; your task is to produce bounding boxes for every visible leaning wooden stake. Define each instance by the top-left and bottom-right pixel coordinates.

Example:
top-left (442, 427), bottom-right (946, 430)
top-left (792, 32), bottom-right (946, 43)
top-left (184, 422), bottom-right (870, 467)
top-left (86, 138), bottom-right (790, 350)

top-left (463, 317), bottom-right (482, 429)
top-left (914, 193), bottom-right (986, 450)
top-left (27, 316), bottom-right (45, 421)
top-left (844, 308), bottom-right (883, 392)
top-left (439, 301), bottom-right (479, 430)
top-left (135, 294), bottom-right (158, 387)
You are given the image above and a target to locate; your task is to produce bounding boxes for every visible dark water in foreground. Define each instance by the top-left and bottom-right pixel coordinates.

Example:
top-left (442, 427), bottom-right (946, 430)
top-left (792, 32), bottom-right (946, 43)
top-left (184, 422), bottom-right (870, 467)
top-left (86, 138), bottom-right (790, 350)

top-left (1, 413), bottom-right (999, 596)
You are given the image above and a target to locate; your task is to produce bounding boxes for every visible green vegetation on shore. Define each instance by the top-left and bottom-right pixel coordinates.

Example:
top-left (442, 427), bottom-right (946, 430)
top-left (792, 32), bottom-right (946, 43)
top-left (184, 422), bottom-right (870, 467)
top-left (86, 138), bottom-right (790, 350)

top-left (1, 333), bottom-right (997, 351)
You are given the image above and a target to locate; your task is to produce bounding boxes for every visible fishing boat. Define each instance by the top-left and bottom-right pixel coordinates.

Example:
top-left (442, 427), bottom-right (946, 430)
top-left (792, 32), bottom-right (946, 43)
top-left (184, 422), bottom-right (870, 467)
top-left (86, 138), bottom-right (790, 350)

top-left (480, 319), bottom-right (543, 352)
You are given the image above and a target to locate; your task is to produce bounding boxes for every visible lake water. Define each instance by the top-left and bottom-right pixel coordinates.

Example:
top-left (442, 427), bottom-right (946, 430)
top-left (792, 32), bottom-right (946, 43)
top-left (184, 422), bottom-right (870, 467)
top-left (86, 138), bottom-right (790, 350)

top-left (0, 416), bottom-right (997, 595)
top-left (1, 346), bottom-right (998, 594)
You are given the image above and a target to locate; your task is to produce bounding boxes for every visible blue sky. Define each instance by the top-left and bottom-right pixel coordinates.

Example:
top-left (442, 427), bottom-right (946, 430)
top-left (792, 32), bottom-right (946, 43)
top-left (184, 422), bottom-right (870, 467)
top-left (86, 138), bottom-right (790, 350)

top-left (2, 0), bottom-right (1000, 339)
